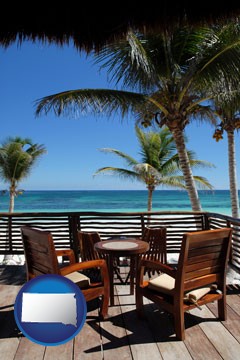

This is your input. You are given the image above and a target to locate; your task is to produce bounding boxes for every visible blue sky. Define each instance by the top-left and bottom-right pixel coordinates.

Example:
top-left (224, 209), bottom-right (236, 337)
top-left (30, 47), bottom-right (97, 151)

top-left (0, 40), bottom-right (238, 190)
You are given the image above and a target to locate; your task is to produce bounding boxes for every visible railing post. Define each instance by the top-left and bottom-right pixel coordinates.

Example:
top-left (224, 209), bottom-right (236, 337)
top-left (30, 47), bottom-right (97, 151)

top-left (226, 219), bottom-right (233, 264)
top-left (140, 214), bottom-right (145, 236)
top-left (8, 215), bottom-right (12, 253)
top-left (203, 213), bottom-right (210, 230)
top-left (69, 214), bottom-right (80, 262)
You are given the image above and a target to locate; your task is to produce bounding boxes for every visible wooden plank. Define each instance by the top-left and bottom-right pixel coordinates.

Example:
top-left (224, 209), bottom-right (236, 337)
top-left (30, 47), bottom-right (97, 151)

top-left (158, 341), bottom-right (193, 360)
top-left (226, 293), bottom-right (240, 316)
top-left (0, 285), bottom-right (21, 337)
top-left (190, 306), bottom-right (240, 359)
top-left (207, 302), bottom-right (240, 321)
top-left (44, 340), bottom-right (73, 360)
top-left (0, 338), bottom-right (21, 360)
top-left (117, 274), bottom-right (195, 359)
top-left (211, 308), bottom-right (240, 343)
top-left (184, 319), bottom-right (222, 360)
top-left (207, 291), bottom-right (240, 319)
top-left (142, 303), bottom-right (192, 360)
top-left (0, 309), bottom-right (20, 341)
top-left (0, 285), bottom-right (22, 360)
top-left (117, 284), bottom-right (163, 360)
top-left (74, 303), bottom-right (103, 360)
top-left (101, 286), bottom-right (133, 360)
top-left (206, 297), bottom-right (240, 343)
top-left (14, 338), bottom-right (45, 360)
top-left (129, 272), bottom-right (230, 359)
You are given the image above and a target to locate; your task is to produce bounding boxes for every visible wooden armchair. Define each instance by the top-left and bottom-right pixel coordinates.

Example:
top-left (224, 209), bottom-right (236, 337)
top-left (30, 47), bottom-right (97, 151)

top-left (20, 226), bottom-right (110, 319)
top-left (78, 230), bottom-right (124, 284)
top-left (136, 228), bottom-right (232, 340)
top-left (141, 226), bottom-right (167, 276)
top-left (78, 230), bottom-right (102, 262)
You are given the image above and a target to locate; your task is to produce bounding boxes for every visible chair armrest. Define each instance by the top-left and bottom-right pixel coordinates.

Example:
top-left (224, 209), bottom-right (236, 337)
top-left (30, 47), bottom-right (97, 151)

top-left (60, 259), bottom-right (109, 280)
top-left (139, 259), bottom-right (176, 277)
top-left (56, 249), bottom-right (76, 265)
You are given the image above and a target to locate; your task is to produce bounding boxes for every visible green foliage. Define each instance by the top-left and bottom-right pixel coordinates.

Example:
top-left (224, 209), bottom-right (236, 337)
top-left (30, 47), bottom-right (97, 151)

top-left (0, 136), bottom-right (47, 212)
top-left (34, 22), bottom-right (240, 211)
top-left (94, 126), bottom-right (214, 210)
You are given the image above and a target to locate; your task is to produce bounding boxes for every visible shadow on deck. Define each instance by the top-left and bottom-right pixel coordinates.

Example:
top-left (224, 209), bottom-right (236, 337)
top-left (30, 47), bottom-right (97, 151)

top-left (0, 265), bottom-right (240, 359)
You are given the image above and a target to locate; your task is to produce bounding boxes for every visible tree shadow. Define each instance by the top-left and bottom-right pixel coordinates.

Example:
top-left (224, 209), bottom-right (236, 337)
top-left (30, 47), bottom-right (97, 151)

top-left (226, 284), bottom-right (240, 294)
top-left (0, 265), bottom-right (26, 285)
top-left (0, 308), bottom-right (22, 339)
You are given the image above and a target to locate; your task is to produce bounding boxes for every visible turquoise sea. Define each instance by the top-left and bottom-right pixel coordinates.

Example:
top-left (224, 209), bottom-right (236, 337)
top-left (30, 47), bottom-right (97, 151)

top-left (0, 190), bottom-right (236, 215)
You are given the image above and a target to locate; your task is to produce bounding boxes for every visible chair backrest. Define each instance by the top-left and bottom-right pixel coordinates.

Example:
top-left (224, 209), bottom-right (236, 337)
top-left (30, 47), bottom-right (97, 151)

top-left (141, 226), bottom-right (167, 263)
top-left (175, 228), bottom-right (232, 295)
top-left (21, 226), bottom-right (60, 279)
top-left (78, 231), bottom-right (101, 261)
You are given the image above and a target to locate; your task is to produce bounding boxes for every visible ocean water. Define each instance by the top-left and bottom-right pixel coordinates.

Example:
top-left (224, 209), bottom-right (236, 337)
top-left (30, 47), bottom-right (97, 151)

top-left (0, 190), bottom-right (235, 215)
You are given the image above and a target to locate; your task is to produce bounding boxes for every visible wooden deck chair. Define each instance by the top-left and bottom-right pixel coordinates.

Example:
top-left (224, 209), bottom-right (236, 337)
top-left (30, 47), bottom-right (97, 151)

top-left (141, 226), bottom-right (167, 276)
top-left (78, 230), bottom-right (105, 282)
top-left (78, 230), bottom-right (124, 284)
top-left (21, 226), bottom-right (110, 319)
top-left (78, 230), bottom-right (103, 261)
top-left (125, 226), bottom-right (167, 284)
top-left (136, 228), bottom-right (232, 340)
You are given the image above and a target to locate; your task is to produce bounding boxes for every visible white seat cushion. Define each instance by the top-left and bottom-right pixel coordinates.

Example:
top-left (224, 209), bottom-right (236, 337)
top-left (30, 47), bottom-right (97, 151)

top-left (148, 273), bottom-right (212, 302)
top-left (148, 273), bottom-right (175, 295)
top-left (65, 271), bottom-right (90, 288)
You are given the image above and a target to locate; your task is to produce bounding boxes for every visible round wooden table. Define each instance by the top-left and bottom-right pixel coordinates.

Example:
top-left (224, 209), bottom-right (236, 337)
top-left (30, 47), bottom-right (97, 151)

top-left (94, 238), bottom-right (149, 306)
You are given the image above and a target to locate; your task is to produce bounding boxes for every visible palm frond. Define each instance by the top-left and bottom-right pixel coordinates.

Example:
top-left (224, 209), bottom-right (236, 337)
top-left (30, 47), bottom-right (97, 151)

top-left (188, 23), bottom-right (240, 95)
top-left (94, 167), bottom-right (141, 181)
top-left (93, 31), bottom-right (160, 91)
top-left (35, 89), bottom-right (146, 118)
top-left (95, 125), bottom-right (214, 193)
top-left (98, 148), bottom-right (138, 167)
top-left (193, 176), bottom-right (214, 190)
top-left (0, 137), bottom-right (46, 195)
top-left (156, 175), bottom-right (186, 189)
top-left (189, 159), bottom-right (216, 169)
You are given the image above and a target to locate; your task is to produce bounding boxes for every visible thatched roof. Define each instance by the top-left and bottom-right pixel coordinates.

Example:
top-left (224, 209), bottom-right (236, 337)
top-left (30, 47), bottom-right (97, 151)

top-left (2, 3), bottom-right (240, 52)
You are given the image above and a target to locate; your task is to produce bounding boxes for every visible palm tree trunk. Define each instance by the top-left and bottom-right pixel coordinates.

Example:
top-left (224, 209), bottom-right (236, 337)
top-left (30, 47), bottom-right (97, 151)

top-left (2, 187), bottom-right (17, 264)
top-left (147, 186), bottom-right (154, 212)
top-left (9, 189), bottom-right (15, 213)
top-left (171, 127), bottom-right (202, 211)
top-left (2, 185), bottom-right (22, 264)
top-left (227, 129), bottom-right (239, 218)
top-left (146, 186), bottom-right (154, 225)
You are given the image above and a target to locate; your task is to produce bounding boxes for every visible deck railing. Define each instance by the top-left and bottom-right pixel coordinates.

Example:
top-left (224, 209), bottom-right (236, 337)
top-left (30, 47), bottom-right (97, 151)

top-left (0, 210), bottom-right (239, 271)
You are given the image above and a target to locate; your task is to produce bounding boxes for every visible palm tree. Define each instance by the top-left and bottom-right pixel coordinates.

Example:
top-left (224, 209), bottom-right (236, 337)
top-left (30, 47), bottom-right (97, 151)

top-left (94, 126), bottom-right (214, 211)
top-left (35, 24), bottom-right (240, 211)
top-left (0, 136), bottom-right (47, 212)
top-left (213, 108), bottom-right (240, 218)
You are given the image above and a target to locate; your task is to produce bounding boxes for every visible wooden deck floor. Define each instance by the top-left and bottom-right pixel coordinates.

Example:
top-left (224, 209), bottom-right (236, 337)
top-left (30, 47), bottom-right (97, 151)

top-left (1, 265), bottom-right (240, 360)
